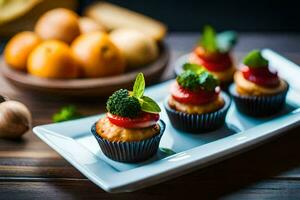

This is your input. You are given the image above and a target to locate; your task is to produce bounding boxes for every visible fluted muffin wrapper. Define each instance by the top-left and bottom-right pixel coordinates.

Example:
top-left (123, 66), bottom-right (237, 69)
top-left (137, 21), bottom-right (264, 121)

top-left (164, 92), bottom-right (231, 133)
top-left (228, 83), bottom-right (289, 117)
top-left (220, 81), bottom-right (233, 93)
top-left (91, 120), bottom-right (165, 163)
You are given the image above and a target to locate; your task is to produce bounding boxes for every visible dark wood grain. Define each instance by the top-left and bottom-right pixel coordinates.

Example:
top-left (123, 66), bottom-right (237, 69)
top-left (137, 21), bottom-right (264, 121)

top-left (1, 33), bottom-right (300, 200)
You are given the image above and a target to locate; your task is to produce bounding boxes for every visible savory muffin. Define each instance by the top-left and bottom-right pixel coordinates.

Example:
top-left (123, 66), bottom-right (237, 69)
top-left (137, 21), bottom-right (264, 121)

top-left (189, 26), bottom-right (237, 86)
top-left (96, 117), bottom-right (160, 142)
top-left (229, 50), bottom-right (289, 116)
top-left (164, 63), bottom-right (231, 133)
top-left (168, 95), bottom-right (224, 115)
top-left (91, 73), bottom-right (165, 162)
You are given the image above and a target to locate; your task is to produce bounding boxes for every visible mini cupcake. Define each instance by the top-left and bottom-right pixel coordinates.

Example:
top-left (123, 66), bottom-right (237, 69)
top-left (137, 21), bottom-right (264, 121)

top-left (164, 63), bottom-right (231, 133)
top-left (189, 26), bottom-right (237, 87)
top-left (91, 73), bottom-right (165, 163)
top-left (229, 50), bottom-right (289, 116)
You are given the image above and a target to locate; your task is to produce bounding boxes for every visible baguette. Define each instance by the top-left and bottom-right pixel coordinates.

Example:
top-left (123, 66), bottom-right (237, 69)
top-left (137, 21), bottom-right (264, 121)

top-left (84, 2), bottom-right (167, 41)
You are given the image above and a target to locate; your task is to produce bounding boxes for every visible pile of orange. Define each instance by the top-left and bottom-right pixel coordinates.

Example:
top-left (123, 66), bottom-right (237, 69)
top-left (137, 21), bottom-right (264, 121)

top-left (3, 8), bottom-right (125, 79)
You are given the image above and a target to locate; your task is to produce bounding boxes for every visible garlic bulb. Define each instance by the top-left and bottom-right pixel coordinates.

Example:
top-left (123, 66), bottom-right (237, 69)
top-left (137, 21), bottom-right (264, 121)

top-left (0, 100), bottom-right (32, 139)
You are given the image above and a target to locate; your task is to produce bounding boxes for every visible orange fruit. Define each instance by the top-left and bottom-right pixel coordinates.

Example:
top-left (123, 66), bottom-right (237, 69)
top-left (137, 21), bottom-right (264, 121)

top-left (34, 8), bottom-right (80, 44)
top-left (71, 32), bottom-right (125, 78)
top-left (4, 31), bottom-right (41, 71)
top-left (27, 40), bottom-right (79, 79)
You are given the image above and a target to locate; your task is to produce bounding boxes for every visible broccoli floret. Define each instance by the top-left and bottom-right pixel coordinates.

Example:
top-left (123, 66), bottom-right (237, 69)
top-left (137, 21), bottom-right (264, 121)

top-left (198, 71), bottom-right (220, 91)
top-left (106, 89), bottom-right (141, 118)
top-left (176, 70), bottom-right (200, 91)
top-left (177, 70), bottom-right (219, 91)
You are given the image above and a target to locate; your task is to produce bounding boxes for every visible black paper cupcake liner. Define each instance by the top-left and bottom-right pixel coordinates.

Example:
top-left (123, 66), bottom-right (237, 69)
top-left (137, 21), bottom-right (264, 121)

top-left (91, 120), bottom-right (165, 163)
top-left (164, 92), bottom-right (231, 133)
top-left (229, 83), bottom-right (289, 117)
top-left (220, 80), bottom-right (233, 93)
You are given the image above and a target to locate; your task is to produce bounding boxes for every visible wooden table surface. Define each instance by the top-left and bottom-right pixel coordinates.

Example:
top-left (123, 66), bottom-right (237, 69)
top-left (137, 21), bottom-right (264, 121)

top-left (1, 33), bottom-right (300, 200)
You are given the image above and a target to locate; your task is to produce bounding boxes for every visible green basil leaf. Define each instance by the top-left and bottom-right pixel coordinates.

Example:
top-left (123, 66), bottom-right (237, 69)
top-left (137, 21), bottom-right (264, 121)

top-left (132, 73), bottom-right (145, 98)
top-left (139, 96), bottom-right (161, 113)
top-left (160, 147), bottom-right (176, 155)
top-left (217, 31), bottom-right (237, 53)
top-left (183, 63), bottom-right (205, 74)
top-left (243, 50), bottom-right (269, 68)
top-left (200, 25), bottom-right (218, 53)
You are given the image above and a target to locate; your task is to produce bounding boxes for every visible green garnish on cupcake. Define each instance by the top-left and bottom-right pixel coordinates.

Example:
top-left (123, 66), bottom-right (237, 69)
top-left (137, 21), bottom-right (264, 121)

top-left (236, 49), bottom-right (284, 93)
top-left (106, 89), bottom-right (141, 118)
top-left (243, 50), bottom-right (269, 68)
top-left (164, 63), bottom-right (231, 133)
top-left (91, 73), bottom-right (165, 163)
top-left (177, 63), bottom-right (220, 91)
top-left (200, 25), bottom-right (237, 54)
top-left (106, 73), bottom-right (160, 118)
top-left (229, 49), bottom-right (289, 116)
top-left (189, 25), bottom-right (237, 85)
top-left (169, 63), bottom-right (224, 114)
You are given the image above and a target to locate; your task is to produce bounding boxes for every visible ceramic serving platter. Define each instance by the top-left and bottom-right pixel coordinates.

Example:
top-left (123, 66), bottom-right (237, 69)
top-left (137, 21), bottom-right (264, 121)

top-left (33, 49), bottom-right (300, 193)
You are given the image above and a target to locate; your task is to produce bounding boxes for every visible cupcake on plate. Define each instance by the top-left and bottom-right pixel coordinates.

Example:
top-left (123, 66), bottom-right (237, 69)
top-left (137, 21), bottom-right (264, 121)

top-left (164, 63), bottom-right (231, 133)
top-left (91, 73), bottom-right (165, 163)
top-left (229, 50), bottom-right (289, 116)
top-left (189, 25), bottom-right (237, 87)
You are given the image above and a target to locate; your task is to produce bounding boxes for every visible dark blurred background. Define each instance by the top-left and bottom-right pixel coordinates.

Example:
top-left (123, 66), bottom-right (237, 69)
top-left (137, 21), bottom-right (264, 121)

top-left (1, 0), bottom-right (299, 52)
top-left (97, 0), bottom-right (300, 32)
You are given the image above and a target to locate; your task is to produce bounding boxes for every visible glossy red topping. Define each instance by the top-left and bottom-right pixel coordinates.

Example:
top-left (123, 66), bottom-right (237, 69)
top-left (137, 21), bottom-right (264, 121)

top-left (192, 47), bottom-right (232, 72)
top-left (241, 66), bottom-right (280, 87)
top-left (107, 112), bottom-right (159, 129)
top-left (171, 82), bottom-right (219, 105)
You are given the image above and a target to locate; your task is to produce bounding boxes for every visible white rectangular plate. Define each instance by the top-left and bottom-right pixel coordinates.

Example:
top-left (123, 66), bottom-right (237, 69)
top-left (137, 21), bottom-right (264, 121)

top-left (33, 49), bottom-right (300, 193)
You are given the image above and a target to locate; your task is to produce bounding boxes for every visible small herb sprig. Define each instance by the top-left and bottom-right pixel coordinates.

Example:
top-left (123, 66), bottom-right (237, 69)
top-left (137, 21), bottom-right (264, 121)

top-left (160, 147), bottom-right (176, 156)
top-left (201, 25), bottom-right (218, 53)
top-left (177, 63), bottom-right (220, 91)
top-left (106, 73), bottom-right (161, 118)
top-left (200, 25), bottom-right (237, 53)
top-left (52, 105), bottom-right (82, 123)
top-left (131, 73), bottom-right (161, 113)
top-left (243, 50), bottom-right (269, 68)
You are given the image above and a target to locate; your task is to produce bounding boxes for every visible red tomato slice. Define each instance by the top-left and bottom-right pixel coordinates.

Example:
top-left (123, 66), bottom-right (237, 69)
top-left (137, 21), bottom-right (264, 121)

top-left (241, 66), bottom-right (279, 87)
top-left (171, 82), bottom-right (219, 105)
top-left (192, 47), bottom-right (232, 72)
top-left (107, 112), bottom-right (159, 128)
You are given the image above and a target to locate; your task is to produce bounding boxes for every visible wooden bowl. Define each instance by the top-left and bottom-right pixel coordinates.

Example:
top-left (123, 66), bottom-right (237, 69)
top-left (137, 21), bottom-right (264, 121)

top-left (0, 43), bottom-right (169, 97)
